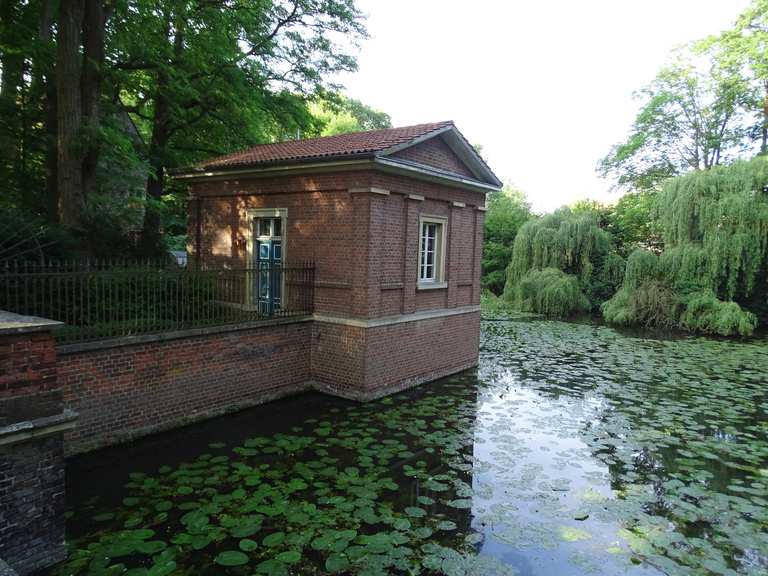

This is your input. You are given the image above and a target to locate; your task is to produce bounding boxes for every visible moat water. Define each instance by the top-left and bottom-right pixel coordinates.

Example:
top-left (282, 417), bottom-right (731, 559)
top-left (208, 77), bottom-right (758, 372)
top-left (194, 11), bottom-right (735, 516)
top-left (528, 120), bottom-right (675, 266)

top-left (47, 318), bottom-right (768, 576)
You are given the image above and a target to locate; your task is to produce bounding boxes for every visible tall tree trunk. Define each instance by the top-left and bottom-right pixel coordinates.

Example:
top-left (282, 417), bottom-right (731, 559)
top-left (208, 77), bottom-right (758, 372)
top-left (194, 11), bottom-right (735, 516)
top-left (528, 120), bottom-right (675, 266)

top-left (81, 0), bottom-right (112, 202)
top-left (35, 0), bottom-right (59, 224)
top-left (138, 13), bottom-right (182, 255)
top-left (46, 79), bottom-right (59, 224)
top-left (138, 83), bottom-right (169, 255)
top-left (56, 0), bottom-right (86, 227)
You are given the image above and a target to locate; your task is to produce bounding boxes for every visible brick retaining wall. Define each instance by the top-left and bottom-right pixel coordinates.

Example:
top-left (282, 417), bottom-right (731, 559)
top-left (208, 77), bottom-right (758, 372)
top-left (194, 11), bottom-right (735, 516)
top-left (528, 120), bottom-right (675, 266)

top-left (56, 307), bottom-right (480, 456)
top-left (312, 309), bottom-right (480, 400)
top-left (58, 319), bottom-right (312, 455)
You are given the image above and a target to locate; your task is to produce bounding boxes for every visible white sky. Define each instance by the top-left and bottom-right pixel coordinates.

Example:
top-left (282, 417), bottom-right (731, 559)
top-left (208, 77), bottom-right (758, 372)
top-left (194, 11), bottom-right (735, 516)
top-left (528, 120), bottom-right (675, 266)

top-left (335, 0), bottom-right (752, 212)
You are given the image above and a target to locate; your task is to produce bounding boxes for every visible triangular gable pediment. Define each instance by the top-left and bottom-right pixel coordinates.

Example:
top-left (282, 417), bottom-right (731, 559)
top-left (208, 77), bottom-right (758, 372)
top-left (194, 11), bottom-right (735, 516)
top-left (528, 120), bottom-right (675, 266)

top-left (378, 124), bottom-right (501, 188)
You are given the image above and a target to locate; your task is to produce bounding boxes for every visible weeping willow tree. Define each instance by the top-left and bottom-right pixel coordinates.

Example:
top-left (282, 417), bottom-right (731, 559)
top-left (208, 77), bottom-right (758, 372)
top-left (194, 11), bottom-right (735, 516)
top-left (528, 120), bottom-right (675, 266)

top-left (603, 157), bottom-right (768, 336)
top-left (503, 208), bottom-right (624, 316)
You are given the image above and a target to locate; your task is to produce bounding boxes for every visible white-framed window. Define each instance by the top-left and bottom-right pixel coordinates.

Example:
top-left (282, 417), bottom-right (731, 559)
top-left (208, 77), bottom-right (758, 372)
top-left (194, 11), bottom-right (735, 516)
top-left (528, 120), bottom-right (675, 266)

top-left (418, 215), bottom-right (447, 287)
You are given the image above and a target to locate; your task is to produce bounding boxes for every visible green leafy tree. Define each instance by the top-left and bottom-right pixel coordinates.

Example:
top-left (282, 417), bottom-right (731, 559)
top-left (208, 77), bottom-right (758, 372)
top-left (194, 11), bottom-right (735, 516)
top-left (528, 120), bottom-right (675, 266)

top-left (701, 0), bottom-right (768, 154)
top-left (602, 157), bottom-right (768, 335)
top-left (503, 207), bottom-right (624, 316)
top-left (108, 0), bottom-right (367, 254)
top-left (309, 94), bottom-right (391, 136)
top-left (609, 190), bottom-right (663, 255)
top-left (481, 185), bottom-right (532, 294)
top-left (0, 0), bottom-right (367, 257)
top-left (599, 47), bottom-right (757, 191)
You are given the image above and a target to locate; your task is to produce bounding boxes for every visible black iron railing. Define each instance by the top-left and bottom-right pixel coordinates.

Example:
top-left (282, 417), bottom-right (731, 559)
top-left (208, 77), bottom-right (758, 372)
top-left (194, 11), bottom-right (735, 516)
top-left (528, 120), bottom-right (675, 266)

top-left (0, 260), bottom-right (315, 343)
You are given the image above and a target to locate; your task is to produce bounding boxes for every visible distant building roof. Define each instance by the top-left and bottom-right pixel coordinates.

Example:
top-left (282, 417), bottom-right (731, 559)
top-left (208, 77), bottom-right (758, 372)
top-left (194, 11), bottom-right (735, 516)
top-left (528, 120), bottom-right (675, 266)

top-left (176, 121), bottom-right (502, 190)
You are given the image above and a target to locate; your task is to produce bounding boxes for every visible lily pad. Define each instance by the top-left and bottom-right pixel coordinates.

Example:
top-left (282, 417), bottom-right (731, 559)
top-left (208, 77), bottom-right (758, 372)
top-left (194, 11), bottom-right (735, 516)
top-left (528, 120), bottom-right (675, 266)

top-left (214, 550), bottom-right (249, 566)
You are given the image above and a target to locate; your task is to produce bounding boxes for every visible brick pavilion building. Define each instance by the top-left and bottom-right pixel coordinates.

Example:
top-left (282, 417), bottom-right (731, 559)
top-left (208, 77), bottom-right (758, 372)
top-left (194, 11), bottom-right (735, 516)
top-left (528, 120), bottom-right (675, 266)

top-left (176, 121), bottom-right (502, 400)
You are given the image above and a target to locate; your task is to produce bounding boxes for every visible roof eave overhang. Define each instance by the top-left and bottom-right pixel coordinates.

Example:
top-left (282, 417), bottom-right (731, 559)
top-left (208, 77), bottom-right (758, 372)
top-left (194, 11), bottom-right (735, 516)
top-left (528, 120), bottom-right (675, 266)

top-left (172, 156), bottom-right (501, 194)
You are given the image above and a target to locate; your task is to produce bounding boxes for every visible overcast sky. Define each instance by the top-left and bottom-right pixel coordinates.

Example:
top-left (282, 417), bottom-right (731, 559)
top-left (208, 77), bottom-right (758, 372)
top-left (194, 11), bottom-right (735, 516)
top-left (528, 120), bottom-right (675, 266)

top-left (335, 0), bottom-right (752, 212)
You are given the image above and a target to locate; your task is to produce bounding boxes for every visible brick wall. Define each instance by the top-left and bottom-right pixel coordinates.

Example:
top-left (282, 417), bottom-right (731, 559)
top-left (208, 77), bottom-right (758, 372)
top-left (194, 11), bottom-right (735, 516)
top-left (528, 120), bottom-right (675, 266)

top-left (0, 325), bottom-right (68, 575)
top-left (0, 332), bottom-right (59, 425)
top-left (54, 154), bottom-right (489, 455)
top-left (391, 136), bottom-right (476, 178)
top-left (364, 311), bottom-right (480, 398)
top-left (0, 435), bottom-right (65, 575)
top-left (58, 321), bottom-right (312, 455)
top-left (188, 170), bottom-right (486, 319)
top-left (57, 308), bottom-right (480, 454)
top-left (312, 309), bottom-right (480, 401)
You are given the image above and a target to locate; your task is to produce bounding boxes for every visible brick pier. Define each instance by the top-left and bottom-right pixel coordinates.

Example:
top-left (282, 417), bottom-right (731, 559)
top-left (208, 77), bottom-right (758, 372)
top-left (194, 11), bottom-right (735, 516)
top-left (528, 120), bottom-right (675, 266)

top-left (0, 312), bottom-right (76, 575)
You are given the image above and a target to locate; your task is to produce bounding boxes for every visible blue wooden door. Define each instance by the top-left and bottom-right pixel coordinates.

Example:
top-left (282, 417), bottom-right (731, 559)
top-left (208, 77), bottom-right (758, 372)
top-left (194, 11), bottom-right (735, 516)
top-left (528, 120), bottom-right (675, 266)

top-left (254, 217), bottom-right (282, 316)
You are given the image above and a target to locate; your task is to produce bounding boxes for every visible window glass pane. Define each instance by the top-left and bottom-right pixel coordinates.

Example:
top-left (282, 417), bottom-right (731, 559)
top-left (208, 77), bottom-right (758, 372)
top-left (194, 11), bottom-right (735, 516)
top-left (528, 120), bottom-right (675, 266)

top-left (419, 221), bottom-right (443, 282)
top-left (273, 241), bottom-right (282, 262)
top-left (273, 218), bottom-right (282, 237)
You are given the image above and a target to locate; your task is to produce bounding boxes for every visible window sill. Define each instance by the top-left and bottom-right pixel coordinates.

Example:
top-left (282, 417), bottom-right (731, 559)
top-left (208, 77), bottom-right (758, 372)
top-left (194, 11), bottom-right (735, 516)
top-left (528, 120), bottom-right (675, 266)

top-left (417, 281), bottom-right (448, 291)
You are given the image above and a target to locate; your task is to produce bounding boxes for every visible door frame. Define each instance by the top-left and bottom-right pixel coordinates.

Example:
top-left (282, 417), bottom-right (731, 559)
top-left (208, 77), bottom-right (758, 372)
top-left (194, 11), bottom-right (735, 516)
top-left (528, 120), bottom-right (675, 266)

top-left (246, 208), bottom-right (288, 309)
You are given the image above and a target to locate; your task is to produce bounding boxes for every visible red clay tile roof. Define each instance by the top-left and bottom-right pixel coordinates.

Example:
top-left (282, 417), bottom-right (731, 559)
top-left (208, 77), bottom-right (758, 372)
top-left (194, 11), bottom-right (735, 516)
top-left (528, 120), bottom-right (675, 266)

top-left (198, 121), bottom-right (455, 169)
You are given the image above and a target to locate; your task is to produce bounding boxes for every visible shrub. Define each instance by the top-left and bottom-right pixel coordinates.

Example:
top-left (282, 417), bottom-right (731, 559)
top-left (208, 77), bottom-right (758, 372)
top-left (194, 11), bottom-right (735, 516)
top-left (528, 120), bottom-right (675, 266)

top-left (679, 291), bottom-right (757, 336)
top-left (507, 268), bottom-right (589, 317)
top-left (602, 281), bottom-right (679, 329)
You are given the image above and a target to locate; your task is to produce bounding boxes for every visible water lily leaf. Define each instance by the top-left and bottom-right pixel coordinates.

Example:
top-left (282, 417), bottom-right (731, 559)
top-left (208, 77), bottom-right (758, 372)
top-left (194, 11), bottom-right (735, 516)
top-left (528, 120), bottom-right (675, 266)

top-left (147, 560), bottom-right (175, 576)
top-left (256, 559), bottom-right (287, 575)
top-left (239, 538), bottom-right (258, 552)
top-left (137, 540), bottom-right (166, 554)
top-left (393, 518), bottom-right (411, 531)
top-left (276, 550), bottom-right (301, 564)
top-left (214, 550), bottom-right (249, 566)
top-left (404, 506), bottom-right (426, 518)
top-left (263, 531), bottom-right (286, 547)
top-left (325, 553), bottom-right (350, 573)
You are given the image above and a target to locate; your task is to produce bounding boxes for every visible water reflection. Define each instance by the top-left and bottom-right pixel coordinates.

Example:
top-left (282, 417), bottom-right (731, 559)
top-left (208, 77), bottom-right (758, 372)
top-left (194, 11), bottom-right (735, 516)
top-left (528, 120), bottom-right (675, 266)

top-left (50, 319), bottom-right (768, 576)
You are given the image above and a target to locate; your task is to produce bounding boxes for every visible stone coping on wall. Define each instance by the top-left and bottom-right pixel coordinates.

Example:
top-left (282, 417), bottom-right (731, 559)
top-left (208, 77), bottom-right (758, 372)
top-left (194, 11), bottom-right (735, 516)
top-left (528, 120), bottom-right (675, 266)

top-left (0, 311), bottom-right (63, 336)
top-left (0, 409), bottom-right (78, 447)
top-left (56, 307), bottom-right (480, 354)
top-left (58, 315), bottom-right (314, 354)
top-left (313, 304), bottom-right (480, 328)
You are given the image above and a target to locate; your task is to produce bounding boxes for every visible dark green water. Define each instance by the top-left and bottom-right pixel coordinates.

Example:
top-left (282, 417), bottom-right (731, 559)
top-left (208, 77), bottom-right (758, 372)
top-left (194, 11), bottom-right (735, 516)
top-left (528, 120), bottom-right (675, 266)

top-left (49, 319), bottom-right (768, 576)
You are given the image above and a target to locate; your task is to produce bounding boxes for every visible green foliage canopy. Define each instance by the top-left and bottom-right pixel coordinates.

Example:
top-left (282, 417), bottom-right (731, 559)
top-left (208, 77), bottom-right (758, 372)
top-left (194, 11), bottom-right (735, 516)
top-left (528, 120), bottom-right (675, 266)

top-left (599, 46), bottom-right (757, 192)
top-left (309, 95), bottom-right (391, 136)
top-left (481, 185), bottom-right (532, 294)
top-left (0, 0), bottom-right (370, 258)
top-left (502, 207), bottom-right (623, 315)
top-left (602, 157), bottom-right (768, 335)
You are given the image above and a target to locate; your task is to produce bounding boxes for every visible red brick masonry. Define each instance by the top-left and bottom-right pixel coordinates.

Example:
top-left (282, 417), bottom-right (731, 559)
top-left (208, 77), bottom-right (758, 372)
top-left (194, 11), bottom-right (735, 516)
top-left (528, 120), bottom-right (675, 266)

top-left (57, 132), bottom-right (492, 456)
top-left (0, 317), bottom-right (72, 575)
top-left (57, 309), bottom-right (479, 456)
